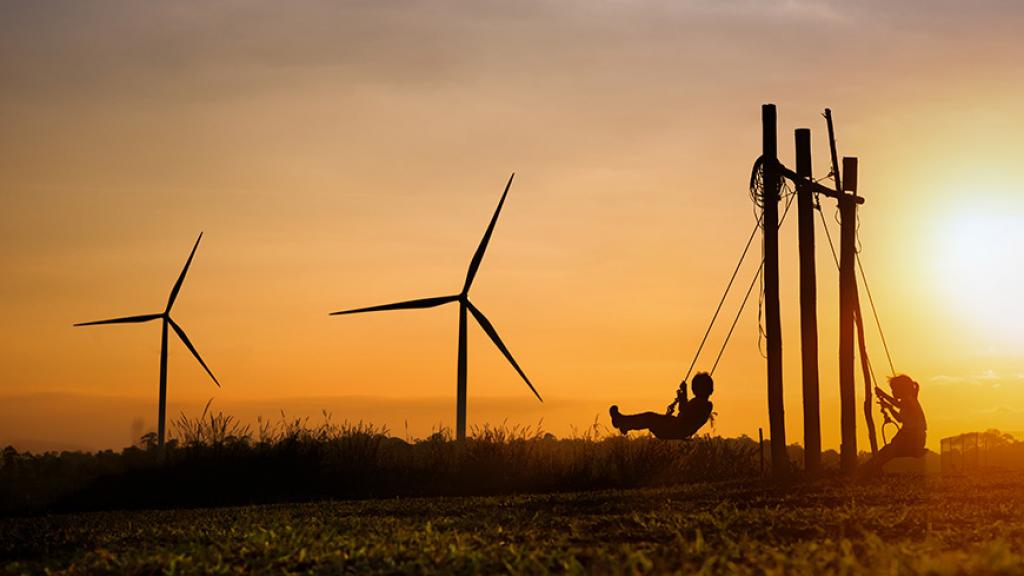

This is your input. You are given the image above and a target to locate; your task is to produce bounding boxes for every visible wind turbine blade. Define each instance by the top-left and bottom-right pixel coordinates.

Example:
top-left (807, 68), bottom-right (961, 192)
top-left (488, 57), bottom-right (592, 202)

top-left (463, 173), bottom-right (514, 293)
top-left (166, 233), bottom-right (203, 312)
top-left (167, 317), bottom-right (220, 387)
top-left (466, 300), bottom-right (542, 402)
top-left (74, 313), bottom-right (163, 327)
top-left (329, 295), bottom-right (459, 316)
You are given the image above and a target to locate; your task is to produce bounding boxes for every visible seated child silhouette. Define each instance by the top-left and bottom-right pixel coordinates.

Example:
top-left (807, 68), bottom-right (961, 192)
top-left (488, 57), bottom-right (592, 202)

top-left (609, 372), bottom-right (714, 440)
top-left (860, 374), bottom-right (927, 477)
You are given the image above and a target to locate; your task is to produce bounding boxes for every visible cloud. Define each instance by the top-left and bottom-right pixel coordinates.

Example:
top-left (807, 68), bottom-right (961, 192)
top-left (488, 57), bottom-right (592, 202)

top-left (973, 405), bottom-right (1024, 416)
top-left (930, 370), bottom-right (1005, 386)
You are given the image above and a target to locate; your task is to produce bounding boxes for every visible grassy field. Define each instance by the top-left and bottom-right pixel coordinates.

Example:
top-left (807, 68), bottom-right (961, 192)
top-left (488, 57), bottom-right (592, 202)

top-left (1, 422), bottom-right (765, 513)
top-left (3, 471), bottom-right (1023, 575)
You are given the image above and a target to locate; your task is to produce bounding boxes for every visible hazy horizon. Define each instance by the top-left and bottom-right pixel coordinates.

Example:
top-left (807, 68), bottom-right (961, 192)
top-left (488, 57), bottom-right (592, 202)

top-left (4, 382), bottom-right (1022, 453)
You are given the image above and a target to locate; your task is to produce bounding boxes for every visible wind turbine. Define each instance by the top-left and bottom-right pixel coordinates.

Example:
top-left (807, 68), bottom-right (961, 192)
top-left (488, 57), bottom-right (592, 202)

top-left (74, 233), bottom-right (220, 448)
top-left (331, 173), bottom-right (541, 440)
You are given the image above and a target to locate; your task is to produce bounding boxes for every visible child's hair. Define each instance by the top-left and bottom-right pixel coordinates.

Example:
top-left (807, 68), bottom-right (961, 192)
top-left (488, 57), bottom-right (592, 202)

top-left (889, 374), bottom-right (919, 398)
top-left (691, 372), bottom-right (714, 397)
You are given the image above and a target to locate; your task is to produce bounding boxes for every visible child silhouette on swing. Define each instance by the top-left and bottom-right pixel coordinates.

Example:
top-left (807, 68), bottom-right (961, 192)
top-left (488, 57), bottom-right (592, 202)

top-left (609, 372), bottom-right (714, 440)
top-left (859, 374), bottom-right (927, 477)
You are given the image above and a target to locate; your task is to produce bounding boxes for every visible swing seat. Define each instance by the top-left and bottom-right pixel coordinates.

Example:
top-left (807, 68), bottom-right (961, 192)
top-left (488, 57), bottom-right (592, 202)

top-left (651, 428), bottom-right (699, 441)
top-left (649, 414), bottom-right (710, 440)
top-left (882, 449), bottom-right (931, 475)
top-left (885, 445), bottom-right (928, 459)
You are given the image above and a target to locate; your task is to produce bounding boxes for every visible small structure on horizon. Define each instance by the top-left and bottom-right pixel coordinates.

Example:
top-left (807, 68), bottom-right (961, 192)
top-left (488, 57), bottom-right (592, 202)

top-left (941, 430), bottom-right (1024, 474)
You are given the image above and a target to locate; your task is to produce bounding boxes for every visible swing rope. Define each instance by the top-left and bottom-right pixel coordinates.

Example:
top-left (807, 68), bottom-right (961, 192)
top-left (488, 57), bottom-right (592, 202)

top-left (682, 219), bottom-right (760, 382)
top-left (683, 163), bottom-right (796, 384)
top-left (724, 181), bottom-right (797, 374)
top-left (815, 203), bottom-right (897, 375)
top-left (712, 262), bottom-right (763, 375)
top-left (857, 253), bottom-right (896, 376)
top-left (817, 199), bottom-right (900, 446)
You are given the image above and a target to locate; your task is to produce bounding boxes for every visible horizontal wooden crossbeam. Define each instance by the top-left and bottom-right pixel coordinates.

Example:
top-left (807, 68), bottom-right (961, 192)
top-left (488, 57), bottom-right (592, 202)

top-left (774, 161), bottom-right (865, 205)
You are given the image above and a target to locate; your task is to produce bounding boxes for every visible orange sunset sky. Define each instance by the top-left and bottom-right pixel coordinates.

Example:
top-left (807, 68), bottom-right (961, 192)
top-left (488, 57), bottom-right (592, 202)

top-left (2, 1), bottom-right (1022, 452)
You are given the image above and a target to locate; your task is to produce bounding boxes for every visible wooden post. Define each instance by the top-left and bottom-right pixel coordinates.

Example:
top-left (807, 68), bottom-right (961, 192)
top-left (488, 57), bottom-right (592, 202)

top-left (844, 158), bottom-right (879, 456)
top-left (838, 165), bottom-right (858, 475)
top-left (795, 128), bottom-right (821, 477)
top-left (759, 427), bottom-right (765, 477)
top-left (762, 104), bottom-right (787, 478)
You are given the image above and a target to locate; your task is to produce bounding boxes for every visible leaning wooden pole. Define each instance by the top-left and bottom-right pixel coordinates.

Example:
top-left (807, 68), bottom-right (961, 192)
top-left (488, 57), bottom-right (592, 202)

top-left (845, 157), bottom-right (879, 456)
top-left (855, 293), bottom-right (879, 455)
top-left (795, 128), bottom-right (822, 477)
top-left (762, 104), bottom-right (787, 478)
top-left (826, 110), bottom-right (858, 474)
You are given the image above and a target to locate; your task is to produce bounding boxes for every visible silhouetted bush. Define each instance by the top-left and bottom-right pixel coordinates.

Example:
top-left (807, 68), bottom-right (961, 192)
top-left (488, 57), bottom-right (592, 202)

top-left (1, 411), bottom-right (766, 515)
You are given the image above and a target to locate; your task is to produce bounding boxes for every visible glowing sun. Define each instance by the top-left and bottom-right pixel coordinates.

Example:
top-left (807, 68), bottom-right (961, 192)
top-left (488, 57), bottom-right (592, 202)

top-left (934, 203), bottom-right (1024, 346)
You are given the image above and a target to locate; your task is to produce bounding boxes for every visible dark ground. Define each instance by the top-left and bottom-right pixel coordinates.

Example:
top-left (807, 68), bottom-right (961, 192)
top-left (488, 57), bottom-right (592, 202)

top-left (3, 471), bottom-right (1023, 575)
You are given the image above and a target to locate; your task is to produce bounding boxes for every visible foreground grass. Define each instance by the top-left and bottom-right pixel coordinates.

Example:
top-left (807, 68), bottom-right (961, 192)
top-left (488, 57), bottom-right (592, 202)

top-left (2, 424), bottom-right (763, 513)
top-left (3, 471), bottom-right (1023, 575)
